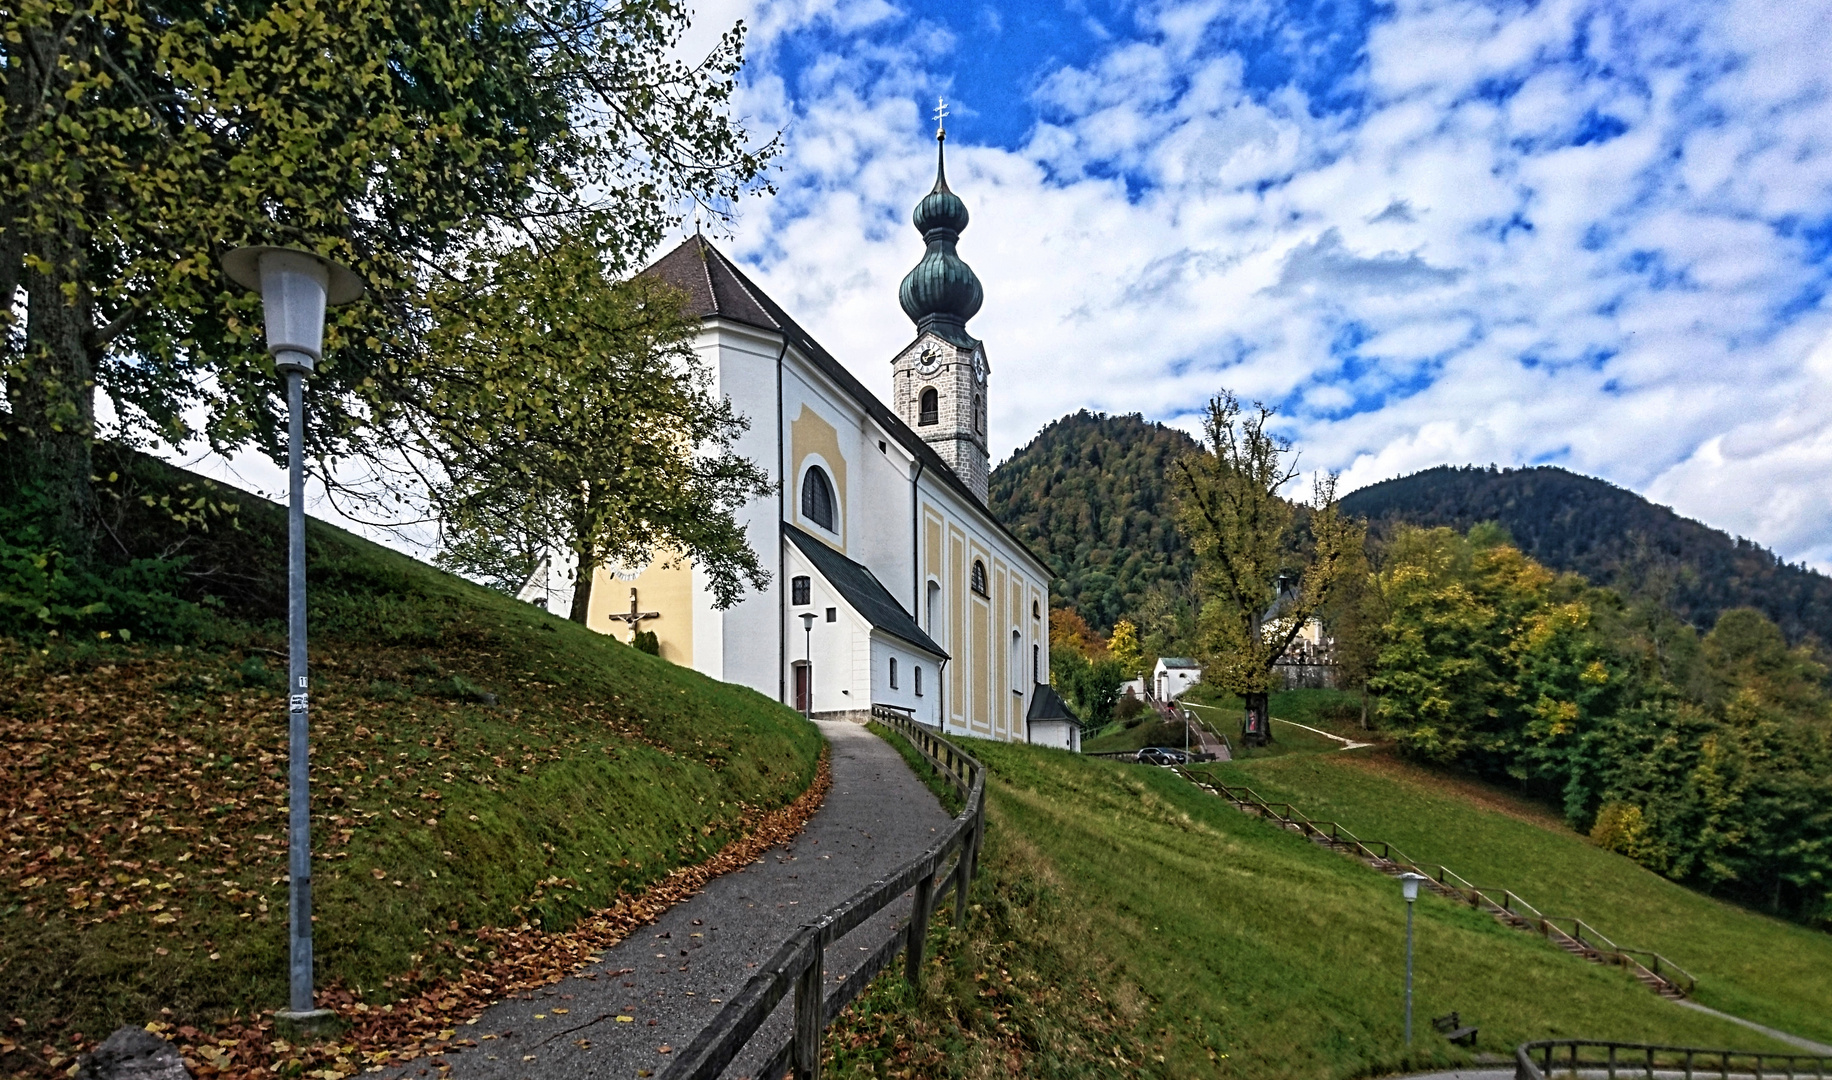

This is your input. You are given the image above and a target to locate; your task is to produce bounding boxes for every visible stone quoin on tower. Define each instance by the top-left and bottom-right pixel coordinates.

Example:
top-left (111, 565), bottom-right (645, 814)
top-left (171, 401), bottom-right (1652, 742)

top-left (894, 100), bottom-right (993, 502)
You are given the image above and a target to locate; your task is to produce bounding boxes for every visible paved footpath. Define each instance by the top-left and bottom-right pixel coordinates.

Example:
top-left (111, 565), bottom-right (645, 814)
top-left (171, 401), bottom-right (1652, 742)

top-left (386, 720), bottom-right (950, 1080)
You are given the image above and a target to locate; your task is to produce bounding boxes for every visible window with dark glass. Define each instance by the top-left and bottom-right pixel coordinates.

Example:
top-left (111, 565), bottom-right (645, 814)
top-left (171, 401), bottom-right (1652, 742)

top-left (974, 395), bottom-right (983, 434)
top-left (970, 560), bottom-right (988, 597)
top-left (919, 388), bottom-right (938, 426)
top-left (1033, 643), bottom-right (1040, 685)
top-left (802, 466), bottom-right (836, 531)
top-left (825, 607), bottom-right (837, 622)
top-left (890, 657), bottom-right (898, 689)
top-left (792, 575), bottom-right (811, 605)
top-left (915, 666), bottom-right (923, 697)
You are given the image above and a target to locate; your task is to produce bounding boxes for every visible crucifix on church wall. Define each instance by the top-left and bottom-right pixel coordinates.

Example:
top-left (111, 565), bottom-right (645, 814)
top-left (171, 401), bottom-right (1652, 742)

top-left (604, 586), bottom-right (659, 644)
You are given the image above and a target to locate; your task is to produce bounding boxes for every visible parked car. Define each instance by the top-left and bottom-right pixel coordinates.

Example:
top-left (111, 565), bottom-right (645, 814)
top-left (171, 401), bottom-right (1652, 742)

top-left (1137, 747), bottom-right (1189, 766)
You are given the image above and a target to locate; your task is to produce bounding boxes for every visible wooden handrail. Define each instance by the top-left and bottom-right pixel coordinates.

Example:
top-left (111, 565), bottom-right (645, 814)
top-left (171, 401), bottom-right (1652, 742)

top-left (659, 708), bottom-right (986, 1080)
top-left (1177, 770), bottom-right (1697, 999)
top-left (1514, 1039), bottom-right (1831, 1080)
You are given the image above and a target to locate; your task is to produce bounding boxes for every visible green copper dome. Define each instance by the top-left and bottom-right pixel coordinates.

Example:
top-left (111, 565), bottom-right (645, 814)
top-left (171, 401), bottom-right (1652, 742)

top-left (899, 136), bottom-right (982, 347)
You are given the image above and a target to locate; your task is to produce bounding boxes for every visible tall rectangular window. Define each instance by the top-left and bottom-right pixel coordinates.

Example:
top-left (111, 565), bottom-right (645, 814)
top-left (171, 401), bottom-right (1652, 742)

top-left (1033, 644), bottom-right (1040, 685)
top-left (889, 657), bottom-right (899, 690)
top-left (791, 575), bottom-right (810, 606)
top-left (915, 666), bottom-right (924, 697)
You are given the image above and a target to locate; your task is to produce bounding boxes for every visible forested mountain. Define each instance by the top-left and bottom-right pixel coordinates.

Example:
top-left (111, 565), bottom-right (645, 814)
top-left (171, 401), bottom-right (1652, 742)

top-left (989, 411), bottom-right (1200, 630)
top-left (1341, 465), bottom-right (1832, 644)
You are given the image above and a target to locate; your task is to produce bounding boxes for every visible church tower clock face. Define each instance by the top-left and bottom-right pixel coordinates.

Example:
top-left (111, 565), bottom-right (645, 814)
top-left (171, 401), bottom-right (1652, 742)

top-left (972, 348), bottom-right (987, 384)
top-left (918, 344), bottom-right (942, 376)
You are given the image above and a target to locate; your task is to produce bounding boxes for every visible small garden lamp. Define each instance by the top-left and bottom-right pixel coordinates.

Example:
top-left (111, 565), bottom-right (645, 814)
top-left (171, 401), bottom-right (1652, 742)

top-left (799, 611), bottom-right (817, 718)
top-left (1399, 871), bottom-right (1427, 1044)
top-left (223, 246), bottom-right (364, 1023)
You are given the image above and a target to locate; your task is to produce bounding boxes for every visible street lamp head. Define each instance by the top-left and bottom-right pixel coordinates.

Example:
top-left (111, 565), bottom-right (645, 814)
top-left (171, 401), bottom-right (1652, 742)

top-left (223, 246), bottom-right (364, 376)
top-left (799, 612), bottom-right (817, 631)
top-left (1399, 871), bottom-right (1425, 903)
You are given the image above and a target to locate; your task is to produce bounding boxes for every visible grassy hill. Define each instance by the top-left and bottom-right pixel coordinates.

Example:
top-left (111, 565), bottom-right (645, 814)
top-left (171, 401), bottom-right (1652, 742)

top-left (0, 451), bottom-right (821, 1077)
top-left (1202, 748), bottom-right (1832, 1046)
top-left (1340, 464), bottom-right (1832, 644)
top-left (823, 738), bottom-right (1810, 1079)
top-left (989, 411), bottom-right (1200, 631)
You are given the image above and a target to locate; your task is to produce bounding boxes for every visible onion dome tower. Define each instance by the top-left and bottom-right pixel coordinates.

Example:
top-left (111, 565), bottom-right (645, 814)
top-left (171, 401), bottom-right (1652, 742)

top-left (893, 103), bottom-right (992, 502)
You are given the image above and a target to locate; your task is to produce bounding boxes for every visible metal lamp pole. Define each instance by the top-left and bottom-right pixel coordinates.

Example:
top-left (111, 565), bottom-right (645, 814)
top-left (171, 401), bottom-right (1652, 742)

top-left (224, 247), bottom-right (364, 1023)
top-left (1399, 872), bottom-right (1425, 1044)
top-left (799, 612), bottom-right (817, 718)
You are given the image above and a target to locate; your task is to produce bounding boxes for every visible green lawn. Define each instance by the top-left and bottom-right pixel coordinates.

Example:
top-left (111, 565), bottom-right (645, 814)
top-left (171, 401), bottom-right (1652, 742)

top-left (1197, 751), bottom-right (1832, 1046)
top-left (0, 454), bottom-right (822, 1076)
top-left (826, 741), bottom-right (1790, 1079)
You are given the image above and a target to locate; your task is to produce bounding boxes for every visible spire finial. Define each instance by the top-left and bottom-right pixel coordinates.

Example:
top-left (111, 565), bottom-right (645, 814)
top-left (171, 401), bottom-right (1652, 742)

top-left (933, 96), bottom-right (948, 142)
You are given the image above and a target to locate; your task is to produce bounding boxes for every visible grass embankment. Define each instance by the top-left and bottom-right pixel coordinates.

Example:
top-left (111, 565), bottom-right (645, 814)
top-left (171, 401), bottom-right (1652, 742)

top-left (824, 741), bottom-right (1795, 1079)
top-left (1201, 750), bottom-right (1832, 1046)
top-left (0, 458), bottom-right (822, 1077)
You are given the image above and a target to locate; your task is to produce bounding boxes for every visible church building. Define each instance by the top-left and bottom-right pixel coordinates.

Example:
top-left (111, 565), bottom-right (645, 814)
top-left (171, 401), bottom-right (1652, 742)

top-left (519, 127), bottom-right (1057, 743)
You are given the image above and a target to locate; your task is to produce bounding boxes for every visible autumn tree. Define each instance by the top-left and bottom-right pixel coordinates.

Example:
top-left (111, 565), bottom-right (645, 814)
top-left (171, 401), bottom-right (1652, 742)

top-left (1, 0), bottom-right (774, 554)
top-left (1172, 391), bottom-right (1364, 740)
top-left (416, 241), bottom-right (772, 620)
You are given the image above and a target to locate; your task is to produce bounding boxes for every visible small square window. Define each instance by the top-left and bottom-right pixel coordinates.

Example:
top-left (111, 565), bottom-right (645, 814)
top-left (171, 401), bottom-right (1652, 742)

top-left (791, 575), bottom-right (810, 606)
top-left (825, 607), bottom-right (837, 623)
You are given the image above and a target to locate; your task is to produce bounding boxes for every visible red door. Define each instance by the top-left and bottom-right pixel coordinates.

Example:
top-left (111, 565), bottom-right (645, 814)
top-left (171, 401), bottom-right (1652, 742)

top-left (794, 664), bottom-right (811, 714)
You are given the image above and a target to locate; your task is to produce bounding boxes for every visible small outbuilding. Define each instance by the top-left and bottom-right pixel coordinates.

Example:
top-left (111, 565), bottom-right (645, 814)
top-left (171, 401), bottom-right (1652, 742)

top-left (1152, 657), bottom-right (1203, 701)
top-left (1026, 683), bottom-right (1082, 752)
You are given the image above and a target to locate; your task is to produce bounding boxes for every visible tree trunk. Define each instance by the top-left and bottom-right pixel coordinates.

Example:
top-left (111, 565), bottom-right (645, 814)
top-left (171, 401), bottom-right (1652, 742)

top-left (4, 25), bottom-right (97, 553)
top-left (567, 526), bottom-right (596, 624)
top-left (7, 218), bottom-right (97, 550)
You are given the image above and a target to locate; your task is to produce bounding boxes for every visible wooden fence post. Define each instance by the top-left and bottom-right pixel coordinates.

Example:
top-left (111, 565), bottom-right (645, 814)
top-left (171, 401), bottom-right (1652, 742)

top-left (793, 948), bottom-right (824, 1080)
top-left (906, 869), bottom-right (934, 987)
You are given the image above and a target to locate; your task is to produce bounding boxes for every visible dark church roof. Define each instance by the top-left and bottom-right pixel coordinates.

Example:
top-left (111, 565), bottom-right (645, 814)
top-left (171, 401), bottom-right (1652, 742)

top-left (785, 523), bottom-right (947, 659)
top-left (642, 235), bottom-right (1051, 579)
top-left (1025, 682), bottom-right (1078, 723)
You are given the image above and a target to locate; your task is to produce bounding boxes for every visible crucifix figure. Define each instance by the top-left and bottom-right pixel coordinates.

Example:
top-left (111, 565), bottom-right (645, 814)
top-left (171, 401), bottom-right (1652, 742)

top-left (605, 586), bottom-right (660, 643)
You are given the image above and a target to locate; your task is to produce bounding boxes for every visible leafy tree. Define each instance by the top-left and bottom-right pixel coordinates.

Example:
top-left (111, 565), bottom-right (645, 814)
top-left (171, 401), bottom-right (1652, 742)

top-left (1107, 618), bottom-right (1145, 679)
top-left (1172, 391), bottom-right (1364, 699)
top-left (1049, 607), bottom-right (1108, 660)
top-left (1, 0), bottom-right (774, 554)
top-left (416, 240), bottom-right (772, 620)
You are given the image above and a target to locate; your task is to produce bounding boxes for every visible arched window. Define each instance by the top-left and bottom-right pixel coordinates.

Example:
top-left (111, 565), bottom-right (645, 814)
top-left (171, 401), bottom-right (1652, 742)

top-left (1031, 599), bottom-right (1040, 620)
top-left (1010, 630), bottom-right (1022, 692)
top-left (974, 395), bottom-right (983, 434)
top-left (970, 560), bottom-right (988, 597)
top-left (926, 580), bottom-right (941, 633)
top-left (919, 388), bottom-right (938, 426)
top-left (801, 465), bottom-right (835, 531)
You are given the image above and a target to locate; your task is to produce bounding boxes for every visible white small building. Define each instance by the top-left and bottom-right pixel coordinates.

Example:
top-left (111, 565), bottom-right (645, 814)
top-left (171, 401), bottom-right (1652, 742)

top-left (1119, 677), bottom-right (1145, 699)
top-left (1025, 683), bottom-right (1081, 752)
top-left (1152, 657), bottom-right (1202, 701)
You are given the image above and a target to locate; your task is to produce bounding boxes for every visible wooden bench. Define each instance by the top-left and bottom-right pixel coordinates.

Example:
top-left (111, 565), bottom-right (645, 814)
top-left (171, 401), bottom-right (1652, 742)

top-left (1432, 1011), bottom-right (1479, 1046)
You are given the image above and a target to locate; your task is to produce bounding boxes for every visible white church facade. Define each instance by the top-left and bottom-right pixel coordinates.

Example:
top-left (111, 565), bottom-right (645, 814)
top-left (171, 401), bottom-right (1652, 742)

top-left (520, 131), bottom-right (1057, 743)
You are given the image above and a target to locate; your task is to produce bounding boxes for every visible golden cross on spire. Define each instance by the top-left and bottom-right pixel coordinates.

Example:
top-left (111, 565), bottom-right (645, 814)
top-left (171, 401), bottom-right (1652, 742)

top-left (933, 96), bottom-right (949, 140)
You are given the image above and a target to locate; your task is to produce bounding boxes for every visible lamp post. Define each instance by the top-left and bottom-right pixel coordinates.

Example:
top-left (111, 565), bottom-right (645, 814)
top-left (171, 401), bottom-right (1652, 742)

top-left (1399, 871), bottom-right (1426, 1044)
top-left (223, 246), bottom-right (364, 1023)
top-left (799, 611), bottom-right (817, 718)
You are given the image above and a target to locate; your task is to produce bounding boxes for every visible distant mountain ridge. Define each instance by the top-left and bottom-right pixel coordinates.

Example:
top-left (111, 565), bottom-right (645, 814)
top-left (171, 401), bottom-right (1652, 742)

top-left (1339, 465), bottom-right (1832, 644)
top-left (990, 412), bottom-right (1832, 645)
top-left (989, 411), bottom-right (1200, 630)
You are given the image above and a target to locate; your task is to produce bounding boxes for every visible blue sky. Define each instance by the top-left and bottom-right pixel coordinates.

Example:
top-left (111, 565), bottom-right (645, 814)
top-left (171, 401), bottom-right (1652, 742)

top-left (679, 0), bottom-right (1832, 570)
top-left (164, 0), bottom-right (1832, 573)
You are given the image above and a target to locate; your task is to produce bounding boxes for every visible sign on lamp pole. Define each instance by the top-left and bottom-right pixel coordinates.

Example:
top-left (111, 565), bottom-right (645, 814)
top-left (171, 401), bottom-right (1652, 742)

top-left (223, 246), bottom-right (364, 1023)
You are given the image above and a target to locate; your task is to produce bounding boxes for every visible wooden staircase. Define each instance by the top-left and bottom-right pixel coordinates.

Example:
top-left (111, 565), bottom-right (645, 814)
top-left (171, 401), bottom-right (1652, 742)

top-left (1178, 771), bottom-right (1697, 1001)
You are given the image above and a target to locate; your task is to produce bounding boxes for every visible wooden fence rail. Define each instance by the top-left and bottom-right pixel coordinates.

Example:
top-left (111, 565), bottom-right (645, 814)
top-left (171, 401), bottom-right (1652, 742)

top-left (658, 707), bottom-right (985, 1080)
top-left (1178, 771), bottom-right (1697, 999)
top-left (1515, 1039), bottom-right (1832, 1080)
